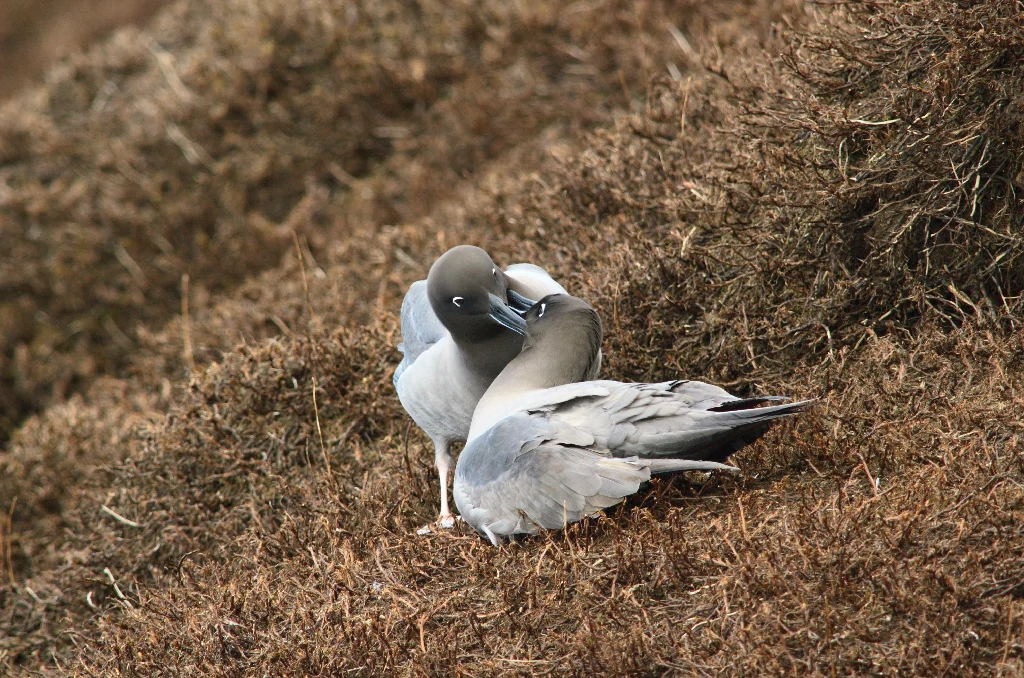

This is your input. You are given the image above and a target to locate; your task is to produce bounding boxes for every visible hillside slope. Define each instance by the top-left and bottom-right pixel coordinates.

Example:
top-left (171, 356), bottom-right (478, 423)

top-left (2, 0), bottom-right (1023, 675)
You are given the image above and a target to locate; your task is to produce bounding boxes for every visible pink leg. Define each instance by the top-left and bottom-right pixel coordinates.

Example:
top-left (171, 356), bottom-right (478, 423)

top-left (434, 441), bottom-right (457, 529)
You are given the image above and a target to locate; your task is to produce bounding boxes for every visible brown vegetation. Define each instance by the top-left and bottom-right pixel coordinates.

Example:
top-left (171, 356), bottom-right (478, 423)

top-left (0, 0), bottom-right (167, 99)
top-left (0, 0), bottom-right (708, 442)
top-left (2, 0), bottom-right (1023, 675)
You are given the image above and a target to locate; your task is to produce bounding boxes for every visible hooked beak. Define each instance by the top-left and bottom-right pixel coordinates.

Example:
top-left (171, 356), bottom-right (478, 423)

top-left (506, 289), bottom-right (538, 316)
top-left (488, 293), bottom-right (527, 335)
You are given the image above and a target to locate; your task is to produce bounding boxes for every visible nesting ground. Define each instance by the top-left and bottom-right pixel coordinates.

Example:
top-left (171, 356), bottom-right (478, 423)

top-left (2, 0), bottom-right (1023, 675)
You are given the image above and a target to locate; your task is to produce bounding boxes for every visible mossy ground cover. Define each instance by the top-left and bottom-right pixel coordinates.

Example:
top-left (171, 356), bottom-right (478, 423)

top-left (2, 0), bottom-right (1023, 675)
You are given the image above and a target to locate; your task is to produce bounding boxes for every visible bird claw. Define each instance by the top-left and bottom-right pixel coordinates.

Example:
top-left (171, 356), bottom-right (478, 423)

top-left (416, 514), bottom-right (463, 536)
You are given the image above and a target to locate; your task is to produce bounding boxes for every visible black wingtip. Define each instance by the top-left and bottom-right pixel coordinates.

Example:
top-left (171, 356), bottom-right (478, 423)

top-left (709, 395), bottom-right (791, 412)
top-left (691, 398), bottom-right (816, 463)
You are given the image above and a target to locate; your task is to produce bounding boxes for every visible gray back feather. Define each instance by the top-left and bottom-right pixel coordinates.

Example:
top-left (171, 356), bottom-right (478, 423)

top-left (394, 280), bottom-right (447, 387)
top-left (454, 413), bottom-right (735, 544)
top-left (530, 380), bottom-right (814, 464)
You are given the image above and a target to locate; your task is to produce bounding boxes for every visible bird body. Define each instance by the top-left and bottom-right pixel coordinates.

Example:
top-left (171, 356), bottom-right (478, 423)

top-left (455, 412), bottom-right (736, 546)
top-left (455, 294), bottom-right (812, 545)
top-left (397, 329), bottom-right (509, 464)
top-left (393, 246), bottom-right (573, 526)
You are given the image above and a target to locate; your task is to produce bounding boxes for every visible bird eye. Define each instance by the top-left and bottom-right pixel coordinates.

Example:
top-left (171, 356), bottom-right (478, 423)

top-left (492, 268), bottom-right (498, 277)
top-left (538, 303), bottom-right (546, 318)
top-left (452, 296), bottom-right (464, 307)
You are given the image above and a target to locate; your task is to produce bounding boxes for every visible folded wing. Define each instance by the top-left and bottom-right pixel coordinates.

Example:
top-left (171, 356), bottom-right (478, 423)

top-left (454, 413), bottom-right (735, 544)
top-left (527, 380), bottom-right (814, 463)
top-left (394, 280), bottom-right (448, 387)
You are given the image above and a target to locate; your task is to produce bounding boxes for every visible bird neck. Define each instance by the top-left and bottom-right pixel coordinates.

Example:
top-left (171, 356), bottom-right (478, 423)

top-left (486, 337), bottom-right (597, 398)
top-left (451, 330), bottom-right (524, 384)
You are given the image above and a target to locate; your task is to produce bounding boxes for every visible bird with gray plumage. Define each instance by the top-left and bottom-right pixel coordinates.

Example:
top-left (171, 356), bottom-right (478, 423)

top-left (394, 246), bottom-right (596, 528)
top-left (455, 294), bottom-right (813, 545)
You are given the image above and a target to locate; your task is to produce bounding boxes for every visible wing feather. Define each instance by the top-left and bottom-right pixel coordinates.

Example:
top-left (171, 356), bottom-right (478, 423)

top-left (525, 382), bottom-right (813, 463)
top-left (394, 280), bottom-right (447, 387)
top-left (454, 414), bottom-right (650, 543)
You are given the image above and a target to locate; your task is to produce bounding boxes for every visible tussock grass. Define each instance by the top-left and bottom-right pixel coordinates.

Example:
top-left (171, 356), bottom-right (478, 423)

top-left (2, 0), bottom-right (1023, 675)
top-left (0, 0), bottom-right (707, 442)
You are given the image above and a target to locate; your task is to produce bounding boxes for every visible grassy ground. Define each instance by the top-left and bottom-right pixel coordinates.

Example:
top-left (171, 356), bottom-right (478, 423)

top-left (2, 0), bottom-right (1023, 675)
top-left (0, 0), bottom-right (166, 99)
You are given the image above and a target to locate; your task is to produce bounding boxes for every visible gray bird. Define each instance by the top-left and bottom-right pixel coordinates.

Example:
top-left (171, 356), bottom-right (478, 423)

top-left (454, 294), bottom-right (813, 545)
top-left (394, 246), bottom-right (590, 528)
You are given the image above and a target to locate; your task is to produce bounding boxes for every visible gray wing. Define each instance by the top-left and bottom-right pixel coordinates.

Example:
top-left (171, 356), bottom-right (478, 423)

top-left (453, 413), bottom-right (732, 545)
top-left (531, 380), bottom-right (814, 464)
top-left (394, 280), bottom-right (448, 387)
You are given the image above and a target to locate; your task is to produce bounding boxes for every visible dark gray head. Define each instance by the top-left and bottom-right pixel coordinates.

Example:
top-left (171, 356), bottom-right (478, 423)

top-left (427, 245), bottom-right (525, 344)
top-left (523, 294), bottom-right (602, 351)
top-left (514, 293), bottom-right (603, 387)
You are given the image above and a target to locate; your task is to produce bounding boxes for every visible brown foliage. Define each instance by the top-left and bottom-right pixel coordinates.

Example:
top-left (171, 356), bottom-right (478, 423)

top-left (0, 0), bottom-right (167, 98)
top-left (0, 0), bottom-right (707, 442)
top-left (2, 0), bottom-right (1023, 675)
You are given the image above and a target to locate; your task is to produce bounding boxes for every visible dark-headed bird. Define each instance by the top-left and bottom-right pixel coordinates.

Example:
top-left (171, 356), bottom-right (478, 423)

top-left (394, 247), bottom-right (599, 528)
top-left (454, 294), bottom-right (812, 545)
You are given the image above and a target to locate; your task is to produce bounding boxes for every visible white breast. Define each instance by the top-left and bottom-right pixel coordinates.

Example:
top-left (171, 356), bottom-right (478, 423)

top-left (395, 337), bottom-right (491, 445)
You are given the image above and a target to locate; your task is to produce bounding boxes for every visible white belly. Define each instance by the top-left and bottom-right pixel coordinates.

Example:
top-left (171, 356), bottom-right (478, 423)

top-left (395, 338), bottom-right (489, 445)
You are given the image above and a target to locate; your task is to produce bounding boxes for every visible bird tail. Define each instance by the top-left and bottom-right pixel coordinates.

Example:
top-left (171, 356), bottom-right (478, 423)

top-left (645, 459), bottom-right (738, 474)
top-left (707, 395), bottom-right (789, 412)
top-left (708, 398), bottom-right (816, 419)
top-left (648, 398), bottom-right (815, 464)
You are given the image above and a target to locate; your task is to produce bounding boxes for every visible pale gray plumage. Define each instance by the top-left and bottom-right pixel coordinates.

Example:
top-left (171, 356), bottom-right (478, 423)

top-left (456, 294), bottom-right (813, 545)
top-left (472, 378), bottom-right (809, 463)
top-left (454, 413), bottom-right (736, 546)
top-left (393, 246), bottom-right (574, 526)
top-left (393, 280), bottom-right (446, 388)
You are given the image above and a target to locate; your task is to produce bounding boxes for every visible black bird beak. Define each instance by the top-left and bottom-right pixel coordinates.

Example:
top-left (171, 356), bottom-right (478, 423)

top-left (488, 294), bottom-right (527, 335)
top-left (506, 289), bottom-right (538, 316)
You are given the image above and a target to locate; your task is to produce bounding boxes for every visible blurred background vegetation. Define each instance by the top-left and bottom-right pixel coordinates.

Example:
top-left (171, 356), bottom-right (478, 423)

top-left (0, 0), bottom-right (166, 98)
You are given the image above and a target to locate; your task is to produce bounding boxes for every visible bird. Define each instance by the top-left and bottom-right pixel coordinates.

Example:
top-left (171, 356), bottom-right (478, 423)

top-left (454, 294), bottom-right (813, 545)
top-left (394, 246), bottom-right (597, 529)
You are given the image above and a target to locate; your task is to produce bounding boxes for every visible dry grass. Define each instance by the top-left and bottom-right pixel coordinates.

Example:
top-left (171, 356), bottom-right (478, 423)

top-left (2, 0), bottom-right (1023, 675)
top-left (0, 0), bottom-right (167, 98)
top-left (0, 0), bottom-right (716, 443)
